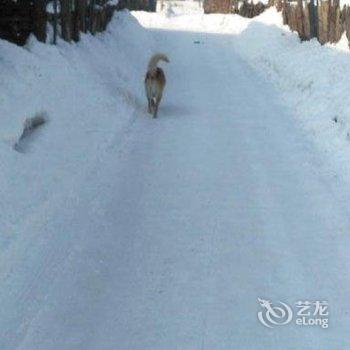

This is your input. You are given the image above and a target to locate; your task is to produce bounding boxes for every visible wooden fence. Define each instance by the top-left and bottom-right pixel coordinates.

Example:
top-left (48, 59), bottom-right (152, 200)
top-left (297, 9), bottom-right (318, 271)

top-left (281, 0), bottom-right (344, 43)
top-left (4, 0), bottom-right (350, 47)
top-left (0, 0), bottom-right (155, 46)
top-left (53, 0), bottom-right (119, 43)
top-left (203, 0), bottom-right (350, 45)
top-left (204, 0), bottom-right (273, 18)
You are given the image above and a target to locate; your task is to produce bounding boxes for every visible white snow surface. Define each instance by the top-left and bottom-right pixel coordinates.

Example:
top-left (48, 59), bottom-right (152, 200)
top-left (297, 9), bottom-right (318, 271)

top-left (1, 2), bottom-right (350, 349)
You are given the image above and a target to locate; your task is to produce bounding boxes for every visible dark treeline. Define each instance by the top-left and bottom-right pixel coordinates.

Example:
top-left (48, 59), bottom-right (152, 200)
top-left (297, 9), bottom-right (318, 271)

top-left (0, 0), bottom-right (156, 46)
top-left (0, 0), bottom-right (44, 45)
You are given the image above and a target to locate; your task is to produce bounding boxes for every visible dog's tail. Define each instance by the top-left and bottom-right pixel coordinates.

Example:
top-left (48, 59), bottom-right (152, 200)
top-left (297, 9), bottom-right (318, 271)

top-left (147, 53), bottom-right (169, 71)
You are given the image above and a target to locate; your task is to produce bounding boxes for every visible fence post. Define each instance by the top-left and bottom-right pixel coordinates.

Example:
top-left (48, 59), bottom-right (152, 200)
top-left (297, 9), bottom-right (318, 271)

top-left (89, 0), bottom-right (96, 34)
top-left (76, 0), bottom-right (88, 33)
top-left (61, 0), bottom-right (72, 41)
top-left (53, 0), bottom-right (58, 44)
top-left (309, 0), bottom-right (318, 38)
top-left (297, 0), bottom-right (306, 39)
top-left (149, 0), bottom-right (156, 11)
top-left (72, 0), bottom-right (79, 41)
top-left (33, 0), bottom-right (47, 43)
top-left (282, 0), bottom-right (288, 24)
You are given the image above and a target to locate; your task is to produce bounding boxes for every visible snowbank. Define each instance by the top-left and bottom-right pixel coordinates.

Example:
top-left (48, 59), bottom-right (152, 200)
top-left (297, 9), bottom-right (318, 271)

top-left (234, 9), bottom-right (350, 178)
top-left (0, 10), bottom-right (153, 245)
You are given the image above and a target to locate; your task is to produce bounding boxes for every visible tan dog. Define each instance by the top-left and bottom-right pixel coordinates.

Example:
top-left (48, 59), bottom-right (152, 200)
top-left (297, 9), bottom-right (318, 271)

top-left (144, 53), bottom-right (169, 118)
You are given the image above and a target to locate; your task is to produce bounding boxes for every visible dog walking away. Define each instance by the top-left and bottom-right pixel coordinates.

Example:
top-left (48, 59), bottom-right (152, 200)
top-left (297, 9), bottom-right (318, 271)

top-left (145, 53), bottom-right (169, 118)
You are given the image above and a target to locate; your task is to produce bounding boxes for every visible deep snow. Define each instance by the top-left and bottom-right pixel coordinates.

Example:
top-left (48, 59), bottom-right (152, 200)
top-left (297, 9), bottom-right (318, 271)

top-left (1, 1), bottom-right (350, 349)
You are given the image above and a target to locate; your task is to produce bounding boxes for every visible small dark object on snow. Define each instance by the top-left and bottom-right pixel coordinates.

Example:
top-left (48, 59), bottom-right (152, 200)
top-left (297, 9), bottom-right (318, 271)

top-left (333, 116), bottom-right (338, 123)
top-left (14, 112), bottom-right (48, 152)
top-left (194, 40), bottom-right (201, 44)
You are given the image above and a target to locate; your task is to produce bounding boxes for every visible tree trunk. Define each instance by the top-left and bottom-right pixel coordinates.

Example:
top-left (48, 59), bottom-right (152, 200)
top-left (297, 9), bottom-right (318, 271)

top-left (53, 0), bottom-right (58, 44)
top-left (61, 0), bottom-right (72, 42)
top-left (33, 0), bottom-right (47, 43)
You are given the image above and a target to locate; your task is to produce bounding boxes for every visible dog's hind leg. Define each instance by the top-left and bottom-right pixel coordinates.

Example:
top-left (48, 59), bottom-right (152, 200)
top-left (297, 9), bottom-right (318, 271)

top-left (147, 97), bottom-right (152, 113)
top-left (153, 100), bottom-right (160, 118)
top-left (151, 97), bottom-right (157, 118)
top-left (145, 81), bottom-right (152, 114)
top-left (153, 93), bottom-right (163, 118)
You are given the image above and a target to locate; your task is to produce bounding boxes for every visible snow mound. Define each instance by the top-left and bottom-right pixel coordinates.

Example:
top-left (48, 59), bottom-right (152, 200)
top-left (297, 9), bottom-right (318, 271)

top-left (0, 10), bottom-right (153, 239)
top-left (233, 8), bottom-right (350, 179)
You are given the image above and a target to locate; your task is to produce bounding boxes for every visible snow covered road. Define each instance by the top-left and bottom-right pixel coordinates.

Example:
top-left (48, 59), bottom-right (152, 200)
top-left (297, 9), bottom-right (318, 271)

top-left (2, 8), bottom-right (350, 349)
